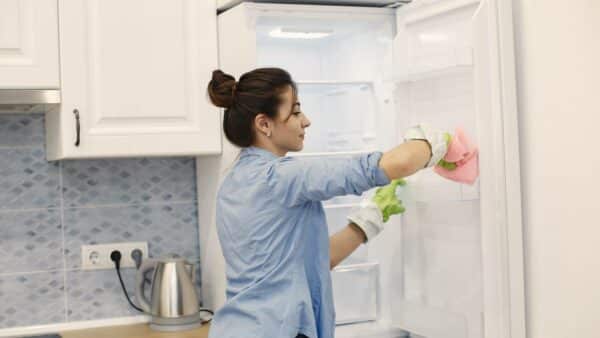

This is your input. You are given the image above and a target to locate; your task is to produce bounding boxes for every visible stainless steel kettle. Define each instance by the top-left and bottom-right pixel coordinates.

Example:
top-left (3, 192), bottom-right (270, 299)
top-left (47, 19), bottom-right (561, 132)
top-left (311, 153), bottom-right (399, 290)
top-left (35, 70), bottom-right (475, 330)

top-left (135, 256), bottom-right (202, 331)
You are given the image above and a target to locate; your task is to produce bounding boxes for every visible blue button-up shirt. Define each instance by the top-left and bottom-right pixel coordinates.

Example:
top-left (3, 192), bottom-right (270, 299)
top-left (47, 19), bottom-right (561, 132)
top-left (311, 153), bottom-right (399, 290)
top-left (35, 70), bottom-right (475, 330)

top-left (208, 146), bottom-right (390, 338)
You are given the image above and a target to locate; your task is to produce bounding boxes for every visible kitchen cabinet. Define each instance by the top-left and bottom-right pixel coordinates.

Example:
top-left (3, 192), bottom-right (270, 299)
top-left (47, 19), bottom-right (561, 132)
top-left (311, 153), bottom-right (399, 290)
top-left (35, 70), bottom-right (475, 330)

top-left (0, 0), bottom-right (60, 89)
top-left (46, 0), bottom-right (221, 160)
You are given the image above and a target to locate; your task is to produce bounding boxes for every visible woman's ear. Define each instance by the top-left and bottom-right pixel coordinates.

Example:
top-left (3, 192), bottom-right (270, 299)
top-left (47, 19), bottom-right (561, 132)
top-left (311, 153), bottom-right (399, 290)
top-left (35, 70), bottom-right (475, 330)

top-left (254, 113), bottom-right (272, 137)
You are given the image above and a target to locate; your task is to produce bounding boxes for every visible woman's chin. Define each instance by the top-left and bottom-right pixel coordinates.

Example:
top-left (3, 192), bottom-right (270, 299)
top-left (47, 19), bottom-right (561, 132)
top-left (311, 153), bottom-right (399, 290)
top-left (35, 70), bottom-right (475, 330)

top-left (283, 140), bottom-right (304, 153)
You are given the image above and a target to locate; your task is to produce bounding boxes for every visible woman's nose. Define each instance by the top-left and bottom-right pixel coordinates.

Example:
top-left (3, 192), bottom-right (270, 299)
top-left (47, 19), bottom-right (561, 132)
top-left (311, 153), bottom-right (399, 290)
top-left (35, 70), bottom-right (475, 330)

top-left (303, 116), bottom-right (311, 128)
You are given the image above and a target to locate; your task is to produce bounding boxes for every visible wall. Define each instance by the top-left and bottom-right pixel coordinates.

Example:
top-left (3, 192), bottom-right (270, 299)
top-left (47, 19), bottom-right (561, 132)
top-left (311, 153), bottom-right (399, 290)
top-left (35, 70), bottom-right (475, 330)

top-left (512, 1), bottom-right (600, 337)
top-left (0, 114), bottom-right (201, 329)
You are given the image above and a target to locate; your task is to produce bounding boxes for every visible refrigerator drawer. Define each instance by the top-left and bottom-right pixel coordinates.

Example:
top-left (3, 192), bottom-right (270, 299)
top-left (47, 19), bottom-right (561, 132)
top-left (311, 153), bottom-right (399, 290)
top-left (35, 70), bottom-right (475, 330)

top-left (332, 262), bottom-right (380, 324)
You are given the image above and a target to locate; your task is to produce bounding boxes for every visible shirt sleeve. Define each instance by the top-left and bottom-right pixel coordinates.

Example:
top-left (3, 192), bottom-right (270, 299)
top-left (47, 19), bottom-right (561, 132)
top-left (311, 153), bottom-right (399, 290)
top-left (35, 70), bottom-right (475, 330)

top-left (267, 152), bottom-right (391, 207)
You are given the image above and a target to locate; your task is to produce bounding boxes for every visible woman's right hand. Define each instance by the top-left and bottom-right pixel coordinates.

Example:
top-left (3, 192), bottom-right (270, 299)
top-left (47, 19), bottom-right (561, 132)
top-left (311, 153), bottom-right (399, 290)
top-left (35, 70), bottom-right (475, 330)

top-left (403, 124), bottom-right (451, 168)
top-left (378, 124), bottom-right (451, 180)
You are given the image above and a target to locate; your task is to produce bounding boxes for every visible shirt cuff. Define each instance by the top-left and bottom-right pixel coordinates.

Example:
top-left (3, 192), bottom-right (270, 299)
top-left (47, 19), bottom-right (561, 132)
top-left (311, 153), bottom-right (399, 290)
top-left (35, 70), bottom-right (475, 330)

top-left (366, 151), bottom-right (390, 186)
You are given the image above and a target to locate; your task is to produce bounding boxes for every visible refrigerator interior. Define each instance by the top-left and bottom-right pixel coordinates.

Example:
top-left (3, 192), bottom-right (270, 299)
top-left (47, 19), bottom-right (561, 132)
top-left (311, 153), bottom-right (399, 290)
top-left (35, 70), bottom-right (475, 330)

top-left (249, 1), bottom-right (483, 337)
top-left (255, 9), bottom-right (397, 156)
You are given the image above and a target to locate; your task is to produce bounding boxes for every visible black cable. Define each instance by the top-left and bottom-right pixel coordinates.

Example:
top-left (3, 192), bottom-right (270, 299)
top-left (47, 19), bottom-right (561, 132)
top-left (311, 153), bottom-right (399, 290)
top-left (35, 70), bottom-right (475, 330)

top-left (110, 250), bottom-right (144, 313)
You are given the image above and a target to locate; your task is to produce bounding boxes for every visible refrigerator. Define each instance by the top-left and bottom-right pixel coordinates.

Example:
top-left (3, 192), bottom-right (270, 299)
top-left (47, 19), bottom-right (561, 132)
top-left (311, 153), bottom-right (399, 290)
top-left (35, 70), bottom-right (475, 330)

top-left (197, 1), bottom-right (525, 337)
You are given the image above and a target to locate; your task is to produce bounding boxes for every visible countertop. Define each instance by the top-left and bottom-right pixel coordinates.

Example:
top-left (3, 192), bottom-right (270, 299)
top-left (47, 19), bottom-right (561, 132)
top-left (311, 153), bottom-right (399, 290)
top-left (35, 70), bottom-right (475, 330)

top-left (60, 323), bottom-right (210, 338)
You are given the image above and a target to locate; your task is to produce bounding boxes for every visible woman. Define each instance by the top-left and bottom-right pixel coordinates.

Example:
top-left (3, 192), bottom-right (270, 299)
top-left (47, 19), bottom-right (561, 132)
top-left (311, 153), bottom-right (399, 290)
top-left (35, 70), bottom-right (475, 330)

top-left (206, 68), bottom-right (449, 338)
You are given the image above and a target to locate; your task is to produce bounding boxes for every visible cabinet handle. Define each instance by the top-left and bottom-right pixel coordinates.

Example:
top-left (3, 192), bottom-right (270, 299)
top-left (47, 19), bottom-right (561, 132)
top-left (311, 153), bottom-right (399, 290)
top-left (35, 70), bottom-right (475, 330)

top-left (73, 109), bottom-right (80, 147)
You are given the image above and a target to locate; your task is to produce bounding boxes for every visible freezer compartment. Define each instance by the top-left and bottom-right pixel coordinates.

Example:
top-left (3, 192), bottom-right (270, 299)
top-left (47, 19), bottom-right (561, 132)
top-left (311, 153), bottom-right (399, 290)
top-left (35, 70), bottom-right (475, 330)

top-left (332, 262), bottom-right (380, 325)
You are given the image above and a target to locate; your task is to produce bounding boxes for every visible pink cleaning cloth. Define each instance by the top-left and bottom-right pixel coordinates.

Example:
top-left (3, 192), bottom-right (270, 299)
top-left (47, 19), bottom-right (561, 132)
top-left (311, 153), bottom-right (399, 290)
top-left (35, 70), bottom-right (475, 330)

top-left (433, 128), bottom-right (479, 185)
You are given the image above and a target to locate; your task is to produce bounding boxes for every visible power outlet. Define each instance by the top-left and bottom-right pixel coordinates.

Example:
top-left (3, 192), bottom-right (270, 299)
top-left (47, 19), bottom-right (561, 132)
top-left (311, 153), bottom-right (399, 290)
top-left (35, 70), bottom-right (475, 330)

top-left (81, 241), bottom-right (149, 270)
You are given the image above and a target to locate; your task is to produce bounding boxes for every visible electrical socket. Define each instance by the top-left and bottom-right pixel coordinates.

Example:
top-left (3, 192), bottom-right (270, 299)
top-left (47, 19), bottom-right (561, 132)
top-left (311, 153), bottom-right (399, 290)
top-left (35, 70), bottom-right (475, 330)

top-left (81, 241), bottom-right (148, 270)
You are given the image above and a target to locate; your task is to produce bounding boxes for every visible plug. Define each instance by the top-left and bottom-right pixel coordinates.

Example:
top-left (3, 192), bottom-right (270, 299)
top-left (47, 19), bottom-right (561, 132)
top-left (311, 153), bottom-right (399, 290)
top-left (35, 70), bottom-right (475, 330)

top-left (110, 249), bottom-right (144, 313)
top-left (110, 250), bottom-right (122, 270)
top-left (131, 249), bottom-right (143, 269)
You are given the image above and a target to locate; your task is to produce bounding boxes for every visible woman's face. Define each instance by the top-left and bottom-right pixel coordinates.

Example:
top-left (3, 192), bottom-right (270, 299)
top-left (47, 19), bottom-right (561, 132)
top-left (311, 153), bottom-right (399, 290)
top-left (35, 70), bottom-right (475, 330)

top-left (271, 86), bottom-right (311, 153)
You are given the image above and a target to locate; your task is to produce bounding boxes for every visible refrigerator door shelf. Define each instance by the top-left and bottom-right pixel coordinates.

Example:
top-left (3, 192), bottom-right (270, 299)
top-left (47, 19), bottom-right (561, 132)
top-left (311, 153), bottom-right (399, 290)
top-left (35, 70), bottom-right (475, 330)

top-left (386, 63), bottom-right (472, 84)
top-left (390, 0), bottom-right (478, 84)
top-left (396, 171), bottom-right (479, 203)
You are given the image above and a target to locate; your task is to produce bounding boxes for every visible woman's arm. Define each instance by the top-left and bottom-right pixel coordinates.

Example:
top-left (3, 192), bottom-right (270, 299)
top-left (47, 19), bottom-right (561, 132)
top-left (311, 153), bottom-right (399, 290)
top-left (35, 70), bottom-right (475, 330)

top-left (329, 140), bottom-right (431, 269)
top-left (329, 129), bottom-right (443, 267)
top-left (268, 153), bottom-right (390, 207)
top-left (329, 223), bottom-right (366, 270)
top-left (378, 139), bottom-right (431, 180)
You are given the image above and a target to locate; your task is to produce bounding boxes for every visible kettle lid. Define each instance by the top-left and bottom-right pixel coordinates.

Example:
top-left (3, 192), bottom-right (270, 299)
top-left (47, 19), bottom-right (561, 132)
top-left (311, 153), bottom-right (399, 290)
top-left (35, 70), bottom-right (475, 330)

top-left (156, 253), bottom-right (188, 263)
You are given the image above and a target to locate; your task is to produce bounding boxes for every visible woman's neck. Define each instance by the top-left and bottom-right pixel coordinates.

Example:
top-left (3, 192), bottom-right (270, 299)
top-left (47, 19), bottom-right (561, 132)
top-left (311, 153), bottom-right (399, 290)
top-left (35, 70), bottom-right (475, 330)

top-left (251, 140), bottom-right (286, 157)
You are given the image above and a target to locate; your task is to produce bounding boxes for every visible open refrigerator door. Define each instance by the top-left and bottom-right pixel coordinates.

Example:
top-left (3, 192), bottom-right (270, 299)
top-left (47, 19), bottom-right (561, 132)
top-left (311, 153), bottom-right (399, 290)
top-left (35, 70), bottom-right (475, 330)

top-left (381, 2), bottom-right (484, 337)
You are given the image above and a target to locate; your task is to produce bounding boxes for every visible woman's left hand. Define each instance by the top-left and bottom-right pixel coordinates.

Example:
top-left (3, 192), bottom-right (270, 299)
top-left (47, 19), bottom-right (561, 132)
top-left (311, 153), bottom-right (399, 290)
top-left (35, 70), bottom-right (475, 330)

top-left (347, 179), bottom-right (406, 242)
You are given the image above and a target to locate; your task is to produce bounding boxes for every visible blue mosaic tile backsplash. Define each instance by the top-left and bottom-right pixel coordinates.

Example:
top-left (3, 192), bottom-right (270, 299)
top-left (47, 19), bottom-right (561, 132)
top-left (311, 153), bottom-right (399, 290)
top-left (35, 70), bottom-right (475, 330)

top-left (0, 114), bottom-right (201, 329)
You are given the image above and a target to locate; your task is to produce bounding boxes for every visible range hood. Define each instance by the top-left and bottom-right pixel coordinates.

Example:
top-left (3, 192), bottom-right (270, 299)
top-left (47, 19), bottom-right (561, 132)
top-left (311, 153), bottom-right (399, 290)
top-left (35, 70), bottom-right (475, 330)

top-left (218, 0), bottom-right (411, 12)
top-left (0, 89), bottom-right (61, 114)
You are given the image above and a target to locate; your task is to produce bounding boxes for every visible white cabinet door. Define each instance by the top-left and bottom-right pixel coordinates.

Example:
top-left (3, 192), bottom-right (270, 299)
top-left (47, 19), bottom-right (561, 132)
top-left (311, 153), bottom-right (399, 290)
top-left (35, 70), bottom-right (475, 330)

top-left (0, 0), bottom-right (59, 89)
top-left (46, 0), bottom-right (221, 160)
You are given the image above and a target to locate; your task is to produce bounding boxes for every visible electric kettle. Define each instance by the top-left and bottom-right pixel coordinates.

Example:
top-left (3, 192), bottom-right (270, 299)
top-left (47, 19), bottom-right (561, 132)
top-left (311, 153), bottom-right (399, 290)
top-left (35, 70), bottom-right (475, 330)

top-left (135, 255), bottom-right (202, 331)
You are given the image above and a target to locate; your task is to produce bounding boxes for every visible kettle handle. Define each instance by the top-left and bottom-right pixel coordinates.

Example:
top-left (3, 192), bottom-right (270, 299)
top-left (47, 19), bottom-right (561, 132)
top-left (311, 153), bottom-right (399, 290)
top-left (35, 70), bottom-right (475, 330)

top-left (135, 258), bottom-right (156, 313)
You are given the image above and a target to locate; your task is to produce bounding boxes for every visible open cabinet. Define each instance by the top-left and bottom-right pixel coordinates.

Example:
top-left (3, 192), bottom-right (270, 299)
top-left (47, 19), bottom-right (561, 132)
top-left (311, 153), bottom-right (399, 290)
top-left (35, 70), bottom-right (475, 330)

top-left (197, 1), bottom-right (524, 337)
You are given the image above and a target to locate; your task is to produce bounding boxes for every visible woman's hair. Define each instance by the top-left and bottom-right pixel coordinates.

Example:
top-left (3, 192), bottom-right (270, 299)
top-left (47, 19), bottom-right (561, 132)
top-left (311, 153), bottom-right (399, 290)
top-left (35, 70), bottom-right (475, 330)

top-left (207, 68), bottom-right (297, 148)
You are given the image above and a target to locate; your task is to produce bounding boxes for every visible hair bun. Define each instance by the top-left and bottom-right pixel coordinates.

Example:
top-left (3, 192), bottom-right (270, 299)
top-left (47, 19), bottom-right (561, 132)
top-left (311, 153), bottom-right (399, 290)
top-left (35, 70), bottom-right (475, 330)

top-left (207, 70), bottom-right (236, 108)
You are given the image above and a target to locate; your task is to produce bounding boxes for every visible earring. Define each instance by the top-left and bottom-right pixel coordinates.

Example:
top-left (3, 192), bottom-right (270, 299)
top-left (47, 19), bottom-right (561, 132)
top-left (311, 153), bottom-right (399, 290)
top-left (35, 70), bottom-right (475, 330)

top-left (267, 131), bottom-right (272, 137)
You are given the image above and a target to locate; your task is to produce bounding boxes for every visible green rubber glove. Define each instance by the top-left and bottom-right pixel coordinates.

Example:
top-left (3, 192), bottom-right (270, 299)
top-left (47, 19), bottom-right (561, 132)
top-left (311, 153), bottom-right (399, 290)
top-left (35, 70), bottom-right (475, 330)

top-left (372, 178), bottom-right (407, 222)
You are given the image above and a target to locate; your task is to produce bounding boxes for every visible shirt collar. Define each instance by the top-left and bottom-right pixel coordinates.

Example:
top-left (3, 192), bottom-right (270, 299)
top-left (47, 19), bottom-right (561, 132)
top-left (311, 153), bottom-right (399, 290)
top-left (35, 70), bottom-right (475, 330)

top-left (241, 146), bottom-right (280, 160)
